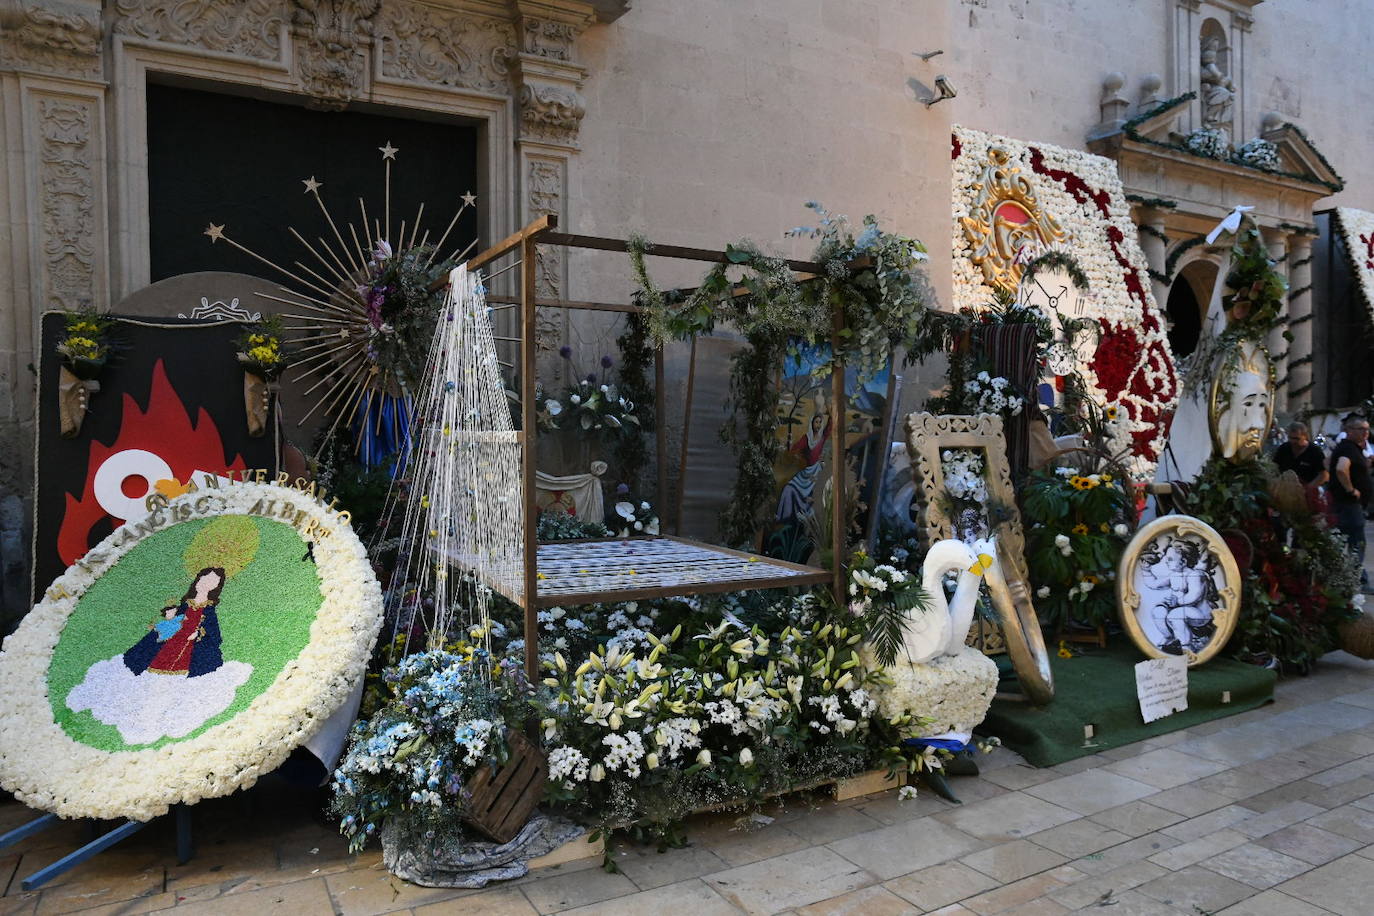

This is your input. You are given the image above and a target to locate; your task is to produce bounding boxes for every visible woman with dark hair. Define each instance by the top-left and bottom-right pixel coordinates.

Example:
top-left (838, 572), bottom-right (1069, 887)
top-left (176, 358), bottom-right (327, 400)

top-left (122, 567), bottom-right (227, 677)
top-left (67, 565), bottom-right (253, 744)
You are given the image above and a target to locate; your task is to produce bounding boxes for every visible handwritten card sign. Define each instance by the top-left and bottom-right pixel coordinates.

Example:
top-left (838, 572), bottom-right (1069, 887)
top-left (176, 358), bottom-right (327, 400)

top-left (1135, 656), bottom-right (1189, 724)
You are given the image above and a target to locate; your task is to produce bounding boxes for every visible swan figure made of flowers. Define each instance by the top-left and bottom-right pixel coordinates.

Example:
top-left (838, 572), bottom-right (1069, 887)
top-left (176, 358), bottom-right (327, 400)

top-left (871, 536), bottom-right (1001, 737)
top-left (904, 538), bottom-right (992, 664)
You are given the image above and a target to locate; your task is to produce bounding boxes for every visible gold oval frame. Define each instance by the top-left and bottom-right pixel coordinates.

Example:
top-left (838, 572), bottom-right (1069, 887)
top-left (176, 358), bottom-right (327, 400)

top-left (1117, 514), bottom-right (1241, 667)
top-left (1208, 339), bottom-right (1275, 464)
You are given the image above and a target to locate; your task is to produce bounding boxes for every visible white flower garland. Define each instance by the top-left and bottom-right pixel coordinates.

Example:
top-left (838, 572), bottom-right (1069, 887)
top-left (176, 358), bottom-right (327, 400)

top-left (1334, 208), bottom-right (1374, 328)
top-left (952, 126), bottom-right (1179, 478)
top-left (0, 481), bottom-right (383, 821)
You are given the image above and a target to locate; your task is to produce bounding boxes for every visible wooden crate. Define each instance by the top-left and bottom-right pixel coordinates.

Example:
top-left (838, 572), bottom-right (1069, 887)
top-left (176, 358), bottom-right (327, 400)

top-left (463, 731), bottom-right (548, 844)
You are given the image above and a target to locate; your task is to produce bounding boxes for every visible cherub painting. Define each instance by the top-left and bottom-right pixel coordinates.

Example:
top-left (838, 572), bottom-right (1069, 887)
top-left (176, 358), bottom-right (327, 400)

top-left (1137, 535), bottom-right (1223, 656)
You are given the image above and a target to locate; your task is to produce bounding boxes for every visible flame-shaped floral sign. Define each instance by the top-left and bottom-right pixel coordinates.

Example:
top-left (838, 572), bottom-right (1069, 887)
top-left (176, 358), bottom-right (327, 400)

top-left (0, 480), bottom-right (382, 820)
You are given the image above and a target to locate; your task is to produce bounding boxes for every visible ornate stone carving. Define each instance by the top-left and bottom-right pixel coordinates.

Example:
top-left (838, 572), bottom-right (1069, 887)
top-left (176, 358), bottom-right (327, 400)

top-left (526, 158), bottom-right (564, 341)
top-left (112, 0), bottom-right (285, 60)
top-left (1200, 37), bottom-right (1236, 136)
top-left (379, 2), bottom-right (514, 93)
top-left (38, 97), bottom-right (97, 311)
top-left (522, 17), bottom-right (577, 61)
top-left (290, 0), bottom-right (382, 110)
top-left (0, 1), bottom-right (100, 77)
top-left (519, 82), bottom-right (586, 146)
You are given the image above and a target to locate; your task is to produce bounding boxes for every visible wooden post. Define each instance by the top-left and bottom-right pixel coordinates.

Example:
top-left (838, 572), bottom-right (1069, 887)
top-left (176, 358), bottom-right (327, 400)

top-left (829, 310), bottom-right (846, 603)
top-left (674, 337), bottom-right (698, 535)
top-left (521, 234), bottom-right (541, 685)
top-left (654, 344), bottom-right (668, 524)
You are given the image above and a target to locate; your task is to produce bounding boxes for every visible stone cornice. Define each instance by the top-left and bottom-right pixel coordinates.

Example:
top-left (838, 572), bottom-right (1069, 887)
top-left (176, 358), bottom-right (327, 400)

top-left (1095, 134), bottom-right (1334, 237)
top-left (0, 0), bottom-right (102, 78)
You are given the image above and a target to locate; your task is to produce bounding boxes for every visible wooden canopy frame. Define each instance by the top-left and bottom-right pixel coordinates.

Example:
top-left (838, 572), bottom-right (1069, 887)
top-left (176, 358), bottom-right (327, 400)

top-left (464, 215), bottom-right (849, 680)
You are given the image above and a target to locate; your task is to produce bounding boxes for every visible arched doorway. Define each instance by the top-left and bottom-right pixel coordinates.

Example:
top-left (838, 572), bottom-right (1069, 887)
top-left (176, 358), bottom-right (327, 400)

top-left (1166, 258), bottom-right (1218, 357)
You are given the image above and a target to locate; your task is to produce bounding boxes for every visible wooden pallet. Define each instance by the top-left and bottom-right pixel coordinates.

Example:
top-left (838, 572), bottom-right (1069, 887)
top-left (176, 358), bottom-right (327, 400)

top-left (464, 731), bottom-right (548, 844)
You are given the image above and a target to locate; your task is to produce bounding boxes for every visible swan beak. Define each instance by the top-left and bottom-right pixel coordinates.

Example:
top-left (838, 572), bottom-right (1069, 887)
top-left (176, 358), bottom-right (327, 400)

top-left (969, 554), bottom-right (994, 576)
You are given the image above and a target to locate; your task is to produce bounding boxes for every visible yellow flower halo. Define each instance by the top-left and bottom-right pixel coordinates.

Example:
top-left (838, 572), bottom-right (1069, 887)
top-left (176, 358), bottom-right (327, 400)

top-left (182, 514), bottom-right (261, 579)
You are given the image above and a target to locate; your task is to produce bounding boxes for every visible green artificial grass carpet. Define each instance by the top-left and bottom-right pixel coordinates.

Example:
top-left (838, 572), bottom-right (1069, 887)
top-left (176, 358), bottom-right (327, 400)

top-left (979, 640), bottom-right (1276, 767)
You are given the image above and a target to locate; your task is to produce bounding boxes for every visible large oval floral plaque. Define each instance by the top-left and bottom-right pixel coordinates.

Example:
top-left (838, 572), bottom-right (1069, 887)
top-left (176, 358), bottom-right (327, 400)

top-left (0, 480), bottom-right (383, 820)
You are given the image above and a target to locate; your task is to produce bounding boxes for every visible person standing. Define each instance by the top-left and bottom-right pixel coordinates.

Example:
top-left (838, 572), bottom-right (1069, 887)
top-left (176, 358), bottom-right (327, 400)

top-left (1276, 421), bottom-right (1329, 486)
top-left (1330, 415), bottom-right (1372, 590)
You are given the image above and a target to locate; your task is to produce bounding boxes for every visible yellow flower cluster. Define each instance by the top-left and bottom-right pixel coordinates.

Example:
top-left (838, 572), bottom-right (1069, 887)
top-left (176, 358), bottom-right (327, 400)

top-left (1067, 472), bottom-right (1113, 491)
top-left (247, 344), bottom-right (280, 364)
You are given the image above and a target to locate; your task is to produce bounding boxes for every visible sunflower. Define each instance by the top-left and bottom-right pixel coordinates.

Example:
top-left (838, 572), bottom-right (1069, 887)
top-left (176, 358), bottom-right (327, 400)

top-left (1082, 574), bottom-right (1100, 585)
top-left (1071, 523), bottom-right (1090, 535)
top-left (1099, 522), bottom-right (1110, 533)
top-left (1069, 476), bottom-right (1091, 491)
top-left (1104, 405), bottom-right (1119, 421)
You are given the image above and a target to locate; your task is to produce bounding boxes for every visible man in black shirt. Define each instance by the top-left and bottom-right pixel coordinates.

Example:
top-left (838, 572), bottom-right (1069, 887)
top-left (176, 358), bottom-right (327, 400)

top-left (1330, 415), bottom-right (1372, 589)
top-left (1275, 421), bottom-right (1328, 486)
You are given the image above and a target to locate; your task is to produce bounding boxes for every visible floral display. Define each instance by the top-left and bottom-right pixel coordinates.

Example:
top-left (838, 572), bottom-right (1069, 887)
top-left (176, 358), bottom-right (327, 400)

top-left (532, 595), bottom-right (917, 844)
top-left (0, 480), bottom-right (383, 820)
top-left (952, 126), bottom-right (1179, 477)
top-left (355, 240), bottom-right (456, 394)
top-left (1183, 127), bottom-right (1231, 160)
top-left (1022, 467), bottom-right (1134, 629)
top-left (331, 645), bottom-right (531, 853)
top-left (55, 306), bottom-right (115, 380)
top-left (940, 448), bottom-right (991, 543)
top-left (536, 510), bottom-right (611, 542)
top-left (1332, 208), bottom-right (1374, 328)
top-left (844, 550), bottom-right (931, 668)
top-left (539, 348), bottom-right (642, 443)
top-left (609, 485), bottom-right (660, 537)
top-left (964, 371), bottom-right (1025, 418)
top-left (1181, 457), bottom-right (1361, 672)
top-left (1234, 137), bottom-right (1280, 171)
top-left (235, 314), bottom-right (286, 380)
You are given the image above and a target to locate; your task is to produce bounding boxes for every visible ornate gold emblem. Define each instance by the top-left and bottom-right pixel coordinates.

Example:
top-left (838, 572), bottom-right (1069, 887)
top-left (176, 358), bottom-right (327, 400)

top-left (959, 147), bottom-right (1067, 292)
top-left (1208, 340), bottom-right (1275, 463)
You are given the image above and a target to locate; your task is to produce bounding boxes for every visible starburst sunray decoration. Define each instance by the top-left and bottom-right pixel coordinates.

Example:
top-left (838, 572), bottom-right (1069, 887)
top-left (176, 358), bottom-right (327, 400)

top-left (205, 141), bottom-right (488, 467)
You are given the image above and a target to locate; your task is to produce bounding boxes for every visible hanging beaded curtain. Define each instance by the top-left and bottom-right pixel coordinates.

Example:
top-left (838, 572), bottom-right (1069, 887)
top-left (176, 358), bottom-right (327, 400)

top-left (384, 266), bottom-right (524, 652)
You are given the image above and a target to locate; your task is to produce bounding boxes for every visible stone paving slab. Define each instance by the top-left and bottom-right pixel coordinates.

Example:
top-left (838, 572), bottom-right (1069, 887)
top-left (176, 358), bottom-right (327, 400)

top-left (3, 652), bottom-right (1374, 914)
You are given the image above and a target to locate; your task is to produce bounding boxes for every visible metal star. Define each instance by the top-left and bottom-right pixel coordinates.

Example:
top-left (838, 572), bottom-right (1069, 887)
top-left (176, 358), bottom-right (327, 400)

top-left (379, 141), bottom-right (399, 160)
top-left (461, 191), bottom-right (477, 207)
top-left (302, 176), bottom-right (322, 193)
top-left (204, 223), bottom-right (225, 243)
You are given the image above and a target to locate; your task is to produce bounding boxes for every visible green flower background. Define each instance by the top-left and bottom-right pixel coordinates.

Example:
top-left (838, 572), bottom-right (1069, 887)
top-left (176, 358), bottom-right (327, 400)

top-left (47, 516), bottom-right (324, 751)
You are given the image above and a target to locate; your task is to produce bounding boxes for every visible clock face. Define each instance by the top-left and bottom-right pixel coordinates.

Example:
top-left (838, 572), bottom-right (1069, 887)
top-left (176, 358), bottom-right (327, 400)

top-left (1016, 266), bottom-right (1088, 318)
top-left (1015, 267), bottom-right (1096, 383)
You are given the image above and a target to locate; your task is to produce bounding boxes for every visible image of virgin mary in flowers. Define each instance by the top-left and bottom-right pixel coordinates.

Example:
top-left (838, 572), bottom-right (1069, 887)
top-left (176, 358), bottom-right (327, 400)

top-left (66, 566), bottom-right (253, 745)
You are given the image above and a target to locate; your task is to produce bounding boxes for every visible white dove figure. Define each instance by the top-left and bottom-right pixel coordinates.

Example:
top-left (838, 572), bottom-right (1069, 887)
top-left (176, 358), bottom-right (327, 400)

top-left (904, 539), bottom-right (988, 664)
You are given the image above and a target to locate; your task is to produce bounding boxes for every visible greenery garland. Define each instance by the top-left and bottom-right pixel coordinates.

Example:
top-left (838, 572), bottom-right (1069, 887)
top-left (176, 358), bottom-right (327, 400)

top-left (1020, 250), bottom-right (1091, 293)
top-left (1180, 218), bottom-right (1288, 395)
top-left (628, 204), bottom-right (931, 549)
top-left (608, 311), bottom-right (656, 492)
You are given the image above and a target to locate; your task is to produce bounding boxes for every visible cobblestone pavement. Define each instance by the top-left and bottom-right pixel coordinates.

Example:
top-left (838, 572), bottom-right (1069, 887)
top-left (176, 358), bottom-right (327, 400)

top-left (2, 647), bottom-right (1373, 915)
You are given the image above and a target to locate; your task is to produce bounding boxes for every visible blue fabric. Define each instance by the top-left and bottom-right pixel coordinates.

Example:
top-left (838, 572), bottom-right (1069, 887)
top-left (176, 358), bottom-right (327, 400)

top-left (904, 737), bottom-right (972, 753)
top-left (187, 608), bottom-right (224, 678)
top-left (352, 391), bottom-right (413, 473)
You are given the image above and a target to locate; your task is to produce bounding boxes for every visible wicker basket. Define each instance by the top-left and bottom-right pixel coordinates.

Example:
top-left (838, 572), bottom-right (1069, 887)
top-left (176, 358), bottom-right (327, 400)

top-left (1339, 611), bottom-right (1374, 661)
top-left (463, 730), bottom-right (548, 844)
